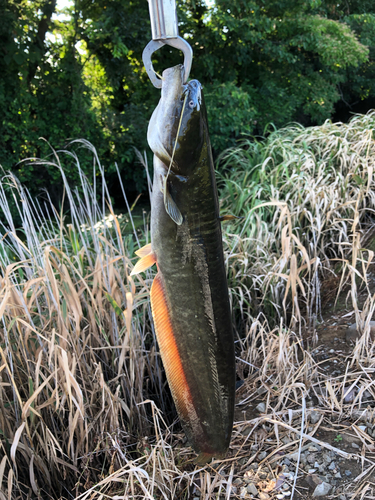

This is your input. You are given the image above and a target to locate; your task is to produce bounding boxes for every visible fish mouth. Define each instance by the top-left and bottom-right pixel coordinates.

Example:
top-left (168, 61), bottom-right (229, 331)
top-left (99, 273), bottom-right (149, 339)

top-left (184, 79), bottom-right (202, 111)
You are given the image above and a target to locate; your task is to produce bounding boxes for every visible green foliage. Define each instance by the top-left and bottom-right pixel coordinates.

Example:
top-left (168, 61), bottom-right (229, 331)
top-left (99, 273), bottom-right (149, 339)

top-left (49, 0), bottom-right (375, 163)
top-left (2, 0), bottom-right (375, 214)
top-left (286, 15), bottom-right (368, 69)
top-left (341, 13), bottom-right (375, 101)
top-left (0, 0), bottom-right (108, 206)
top-left (205, 82), bottom-right (257, 151)
top-left (189, 0), bottom-right (370, 136)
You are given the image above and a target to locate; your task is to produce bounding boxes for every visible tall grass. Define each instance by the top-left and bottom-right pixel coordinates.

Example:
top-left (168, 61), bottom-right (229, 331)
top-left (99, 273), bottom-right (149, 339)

top-left (2, 112), bottom-right (375, 499)
top-left (220, 111), bottom-right (375, 329)
top-left (0, 146), bottom-right (175, 498)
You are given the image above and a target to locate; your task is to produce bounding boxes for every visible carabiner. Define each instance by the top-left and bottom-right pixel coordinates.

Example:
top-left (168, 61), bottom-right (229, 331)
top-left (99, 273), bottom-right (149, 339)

top-left (143, 0), bottom-right (193, 88)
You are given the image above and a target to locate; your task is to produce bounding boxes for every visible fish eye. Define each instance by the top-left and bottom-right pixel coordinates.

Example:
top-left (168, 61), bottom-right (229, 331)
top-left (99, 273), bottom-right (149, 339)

top-left (189, 100), bottom-right (194, 108)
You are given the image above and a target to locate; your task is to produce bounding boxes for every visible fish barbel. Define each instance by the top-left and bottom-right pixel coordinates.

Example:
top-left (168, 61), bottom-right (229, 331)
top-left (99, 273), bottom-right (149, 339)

top-left (132, 65), bottom-right (235, 462)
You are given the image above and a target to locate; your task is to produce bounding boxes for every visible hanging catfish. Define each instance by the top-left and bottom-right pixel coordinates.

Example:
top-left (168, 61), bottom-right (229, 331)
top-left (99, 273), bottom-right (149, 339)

top-left (132, 64), bottom-right (235, 463)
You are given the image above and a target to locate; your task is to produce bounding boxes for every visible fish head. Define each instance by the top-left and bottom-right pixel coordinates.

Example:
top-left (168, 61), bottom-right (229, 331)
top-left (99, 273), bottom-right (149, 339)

top-left (182, 79), bottom-right (202, 115)
top-left (174, 79), bottom-right (206, 173)
top-left (148, 65), bottom-right (206, 175)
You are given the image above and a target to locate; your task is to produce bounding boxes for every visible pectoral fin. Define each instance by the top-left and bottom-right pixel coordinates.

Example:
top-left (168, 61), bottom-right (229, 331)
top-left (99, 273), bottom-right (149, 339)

top-left (162, 176), bottom-right (183, 226)
top-left (135, 243), bottom-right (152, 258)
top-left (130, 252), bottom-right (156, 275)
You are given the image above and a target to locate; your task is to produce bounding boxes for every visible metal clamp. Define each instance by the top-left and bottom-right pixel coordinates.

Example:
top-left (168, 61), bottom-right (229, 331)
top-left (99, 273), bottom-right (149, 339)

top-left (143, 0), bottom-right (193, 88)
top-left (143, 37), bottom-right (193, 88)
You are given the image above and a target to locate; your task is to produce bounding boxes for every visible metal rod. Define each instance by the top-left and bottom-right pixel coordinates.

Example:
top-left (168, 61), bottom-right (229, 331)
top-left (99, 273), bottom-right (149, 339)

top-left (148, 0), bottom-right (179, 40)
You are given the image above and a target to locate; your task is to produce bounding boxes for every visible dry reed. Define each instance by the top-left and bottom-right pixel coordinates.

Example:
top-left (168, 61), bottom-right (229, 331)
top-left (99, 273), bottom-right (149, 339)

top-left (2, 111), bottom-right (375, 499)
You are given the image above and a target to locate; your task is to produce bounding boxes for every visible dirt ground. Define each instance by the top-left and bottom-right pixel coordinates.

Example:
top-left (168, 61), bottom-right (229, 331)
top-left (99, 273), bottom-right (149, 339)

top-left (229, 278), bottom-right (375, 500)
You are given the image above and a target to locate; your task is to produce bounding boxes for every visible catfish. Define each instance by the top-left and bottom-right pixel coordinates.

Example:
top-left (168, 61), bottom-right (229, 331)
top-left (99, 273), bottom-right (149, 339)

top-left (132, 65), bottom-right (235, 463)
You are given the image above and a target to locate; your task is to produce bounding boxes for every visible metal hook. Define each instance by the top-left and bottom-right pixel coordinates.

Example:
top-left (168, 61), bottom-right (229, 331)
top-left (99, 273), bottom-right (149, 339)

top-left (142, 36), bottom-right (193, 89)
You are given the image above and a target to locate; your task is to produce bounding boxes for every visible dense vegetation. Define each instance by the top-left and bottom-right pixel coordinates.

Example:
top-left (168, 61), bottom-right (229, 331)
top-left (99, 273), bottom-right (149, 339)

top-left (2, 114), bottom-right (375, 498)
top-left (2, 2), bottom-right (375, 497)
top-left (2, 0), bottom-right (375, 210)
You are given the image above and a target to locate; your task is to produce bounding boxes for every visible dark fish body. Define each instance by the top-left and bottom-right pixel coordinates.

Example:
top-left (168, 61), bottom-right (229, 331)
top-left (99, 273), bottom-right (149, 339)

top-left (136, 65), bottom-right (235, 461)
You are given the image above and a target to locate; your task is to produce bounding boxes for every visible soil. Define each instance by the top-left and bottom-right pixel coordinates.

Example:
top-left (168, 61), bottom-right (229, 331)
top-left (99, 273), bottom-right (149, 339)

top-left (230, 275), bottom-right (375, 500)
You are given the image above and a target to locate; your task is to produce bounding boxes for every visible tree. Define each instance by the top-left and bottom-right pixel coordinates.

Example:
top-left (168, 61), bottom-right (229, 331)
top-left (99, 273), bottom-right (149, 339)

top-left (177, 0), bottom-right (370, 146)
top-left (76, 0), bottom-right (372, 152)
top-left (320, 1), bottom-right (375, 120)
top-left (0, 0), bottom-right (106, 207)
top-left (1, 0), bottom-right (375, 214)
